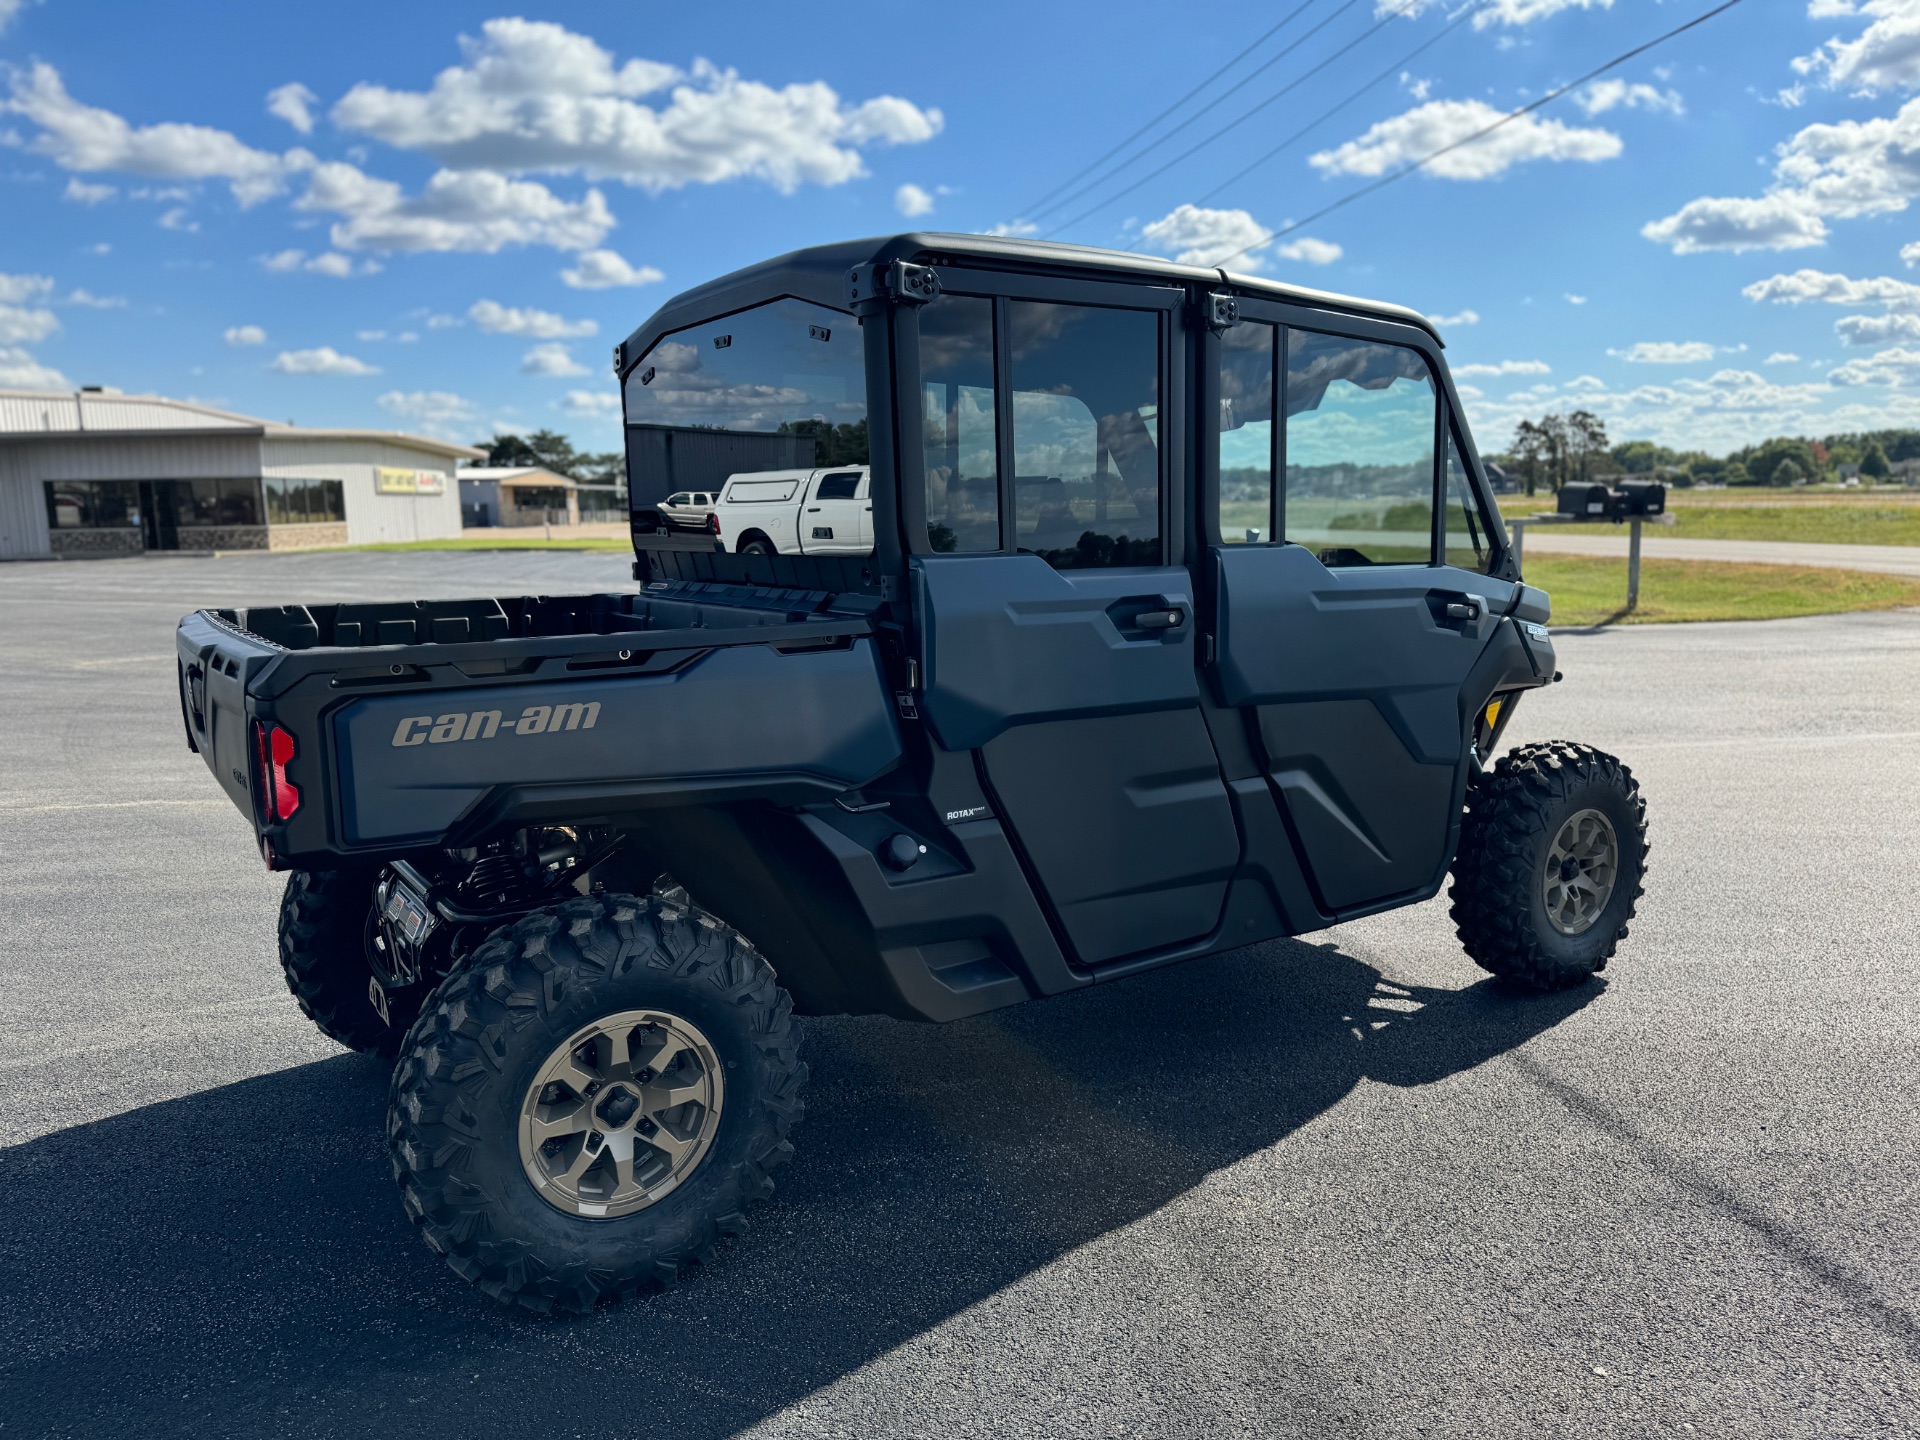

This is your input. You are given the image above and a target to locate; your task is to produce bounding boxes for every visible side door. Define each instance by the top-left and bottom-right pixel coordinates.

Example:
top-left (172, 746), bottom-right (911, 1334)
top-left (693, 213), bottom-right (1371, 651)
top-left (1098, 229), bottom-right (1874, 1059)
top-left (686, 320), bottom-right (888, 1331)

top-left (900, 269), bottom-right (1243, 966)
top-left (801, 469), bottom-right (866, 553)
top-left (1205, 301), bottom-right (1515, 916)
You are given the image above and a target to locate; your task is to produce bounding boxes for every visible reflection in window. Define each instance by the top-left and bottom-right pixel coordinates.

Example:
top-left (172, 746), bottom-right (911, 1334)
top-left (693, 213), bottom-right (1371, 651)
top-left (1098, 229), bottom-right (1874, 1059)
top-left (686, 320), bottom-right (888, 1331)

top-left (1445, 431), bottom-right (1498, 575)
top-left (265, 477), bottom-right (346, 525)
top-left (176, 478), bottom-right (263, 527)
top-left (918, 296), bottom-right (999, 552)
top-left (1284, 332), bottom-right (1436, 567)
top-left (1009, 302), bottom-right (1161, 569)
top-left (44, 480), bottom-right (140, 529)
top-left (624, 297), bottom-right (868, 512)
top-left (1218, 322), bottom-right (1276, 544)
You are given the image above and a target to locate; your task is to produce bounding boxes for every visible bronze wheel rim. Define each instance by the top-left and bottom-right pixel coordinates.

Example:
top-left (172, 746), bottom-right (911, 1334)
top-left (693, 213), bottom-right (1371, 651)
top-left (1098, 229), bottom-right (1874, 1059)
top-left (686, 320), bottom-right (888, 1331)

top-left (517, 1009), bottom-right (725, 1219)
top-left (1542, 807), bottom-right (1619, 936)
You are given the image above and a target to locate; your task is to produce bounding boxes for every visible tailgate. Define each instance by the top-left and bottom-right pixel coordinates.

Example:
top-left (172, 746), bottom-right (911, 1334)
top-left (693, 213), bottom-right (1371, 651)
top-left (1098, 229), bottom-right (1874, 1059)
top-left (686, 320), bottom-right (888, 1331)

top-left (176, 610), bottom-right (281, 826)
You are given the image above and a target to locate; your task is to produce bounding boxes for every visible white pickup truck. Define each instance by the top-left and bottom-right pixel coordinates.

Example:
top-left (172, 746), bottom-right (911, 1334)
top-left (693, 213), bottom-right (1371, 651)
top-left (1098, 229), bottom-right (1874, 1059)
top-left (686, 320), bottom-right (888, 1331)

top-left (711, 467), bottom-right (872, 556)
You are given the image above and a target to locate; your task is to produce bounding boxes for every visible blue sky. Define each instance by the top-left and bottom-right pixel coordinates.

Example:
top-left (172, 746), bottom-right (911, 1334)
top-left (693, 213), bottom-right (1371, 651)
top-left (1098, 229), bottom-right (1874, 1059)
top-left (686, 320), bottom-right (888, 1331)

top-left (2, 0), bottom-right (1917, 458)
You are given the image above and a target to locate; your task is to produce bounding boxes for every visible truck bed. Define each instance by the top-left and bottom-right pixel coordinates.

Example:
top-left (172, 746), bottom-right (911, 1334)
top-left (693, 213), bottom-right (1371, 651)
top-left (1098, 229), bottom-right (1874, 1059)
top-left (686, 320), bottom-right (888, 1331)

top-left (176, 582), bottom-right (903, 864)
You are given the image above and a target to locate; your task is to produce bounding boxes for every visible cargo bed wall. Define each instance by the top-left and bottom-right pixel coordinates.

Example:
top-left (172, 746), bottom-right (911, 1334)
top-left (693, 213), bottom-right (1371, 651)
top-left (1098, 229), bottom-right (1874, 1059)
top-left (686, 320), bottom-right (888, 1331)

top-left (327, 639), bottom-right (901, 847)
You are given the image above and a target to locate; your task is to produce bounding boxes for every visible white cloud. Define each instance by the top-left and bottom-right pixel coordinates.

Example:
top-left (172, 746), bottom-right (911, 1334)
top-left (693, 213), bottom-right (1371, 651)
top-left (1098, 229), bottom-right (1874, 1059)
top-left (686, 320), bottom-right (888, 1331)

top-left (269, 346), bottom-right (379, 376)
top-left (1742, 266), bottom-right (1920, 308)
top-left (1453, 359), bottom-right (1551, 376)
top-left (520, 342), bottom-right (589, 376)
top-left (1140, 204), bottom-right (1275, 269)
top-left (157, 206), bottom-right (198, 232)
top-left (469, 299), bottom-right (597, 339)
top-left (1565, 293), bottom-right (1588, 305)
top-left (0, 273), bottom-right (54, 304)
top-left (1473, 0), bottom-right (1612, 27)
top-left (294, 159), bottom-right (614, 254)
top-left (225, 325), bottom-right (267, 346)
top-left (84, 242), bottom-right (110, 255)
top-left (0, 1), bottom-right (27, 36)
top-left (0, 345), bottom-right (69, 389)
top-left (1645, 95), bottom-right (1920, 254)
top-left (425, 313), bottom-right (461, 329)
top-left (1577, 80), bottom-right (1685, 117)
top-left (1275, 236), bottom-right (1343, 265)
top-left (0, 304), bottom-right (57, 345)
top-left (377, 389), bottom-right (479, 435)
top-left (1378, 0), bottom-right (1612, 27)
top-left (267, 83), bottom-right (319, 136)
top-left (1641, 193), bottom-right (1829, 254)
top-left (1765, 351), bottom-right (1802, 363)
top-left (895, 182), bottom-right (935, 217)
top-left (1836, 311), bottom-right (1920, 344)
top-left (559, 389), bottom-right (623, 417)
top-left (1797, 1), bottom-right (1920, 95)
top-left (3, 62), bottom-right (296, 205)
top-left (1608, 341), bottom-right (1719, 363)
top-left (1830, 344), bottom-right (1920, 384)
top-left (1310, 100), bottom-right (1620, 181)
top-left (357, 330), bottom-right (386, 342)
top-left (986, 219), bottom-right (1039, 237)
top-left (62, 176), bottom-right (114, 204)
top-left (65, 288), bottom-right (123, 308)
top-left (559, 247), bottom-right (664, 289)
top-left (328, 19), bottom-right (941, 195)
top-left (1427, 308), bottom-right (1480, 326)
top-left (257, 247), bottom-right (377, 277)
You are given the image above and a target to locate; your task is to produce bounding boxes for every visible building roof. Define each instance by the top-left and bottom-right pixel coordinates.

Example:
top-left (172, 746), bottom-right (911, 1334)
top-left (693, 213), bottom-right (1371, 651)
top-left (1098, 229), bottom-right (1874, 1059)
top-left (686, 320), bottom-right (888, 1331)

top-left (459, 466), bottom-right (618, 491)
top-left (0, 387), bottom-right (483, 459)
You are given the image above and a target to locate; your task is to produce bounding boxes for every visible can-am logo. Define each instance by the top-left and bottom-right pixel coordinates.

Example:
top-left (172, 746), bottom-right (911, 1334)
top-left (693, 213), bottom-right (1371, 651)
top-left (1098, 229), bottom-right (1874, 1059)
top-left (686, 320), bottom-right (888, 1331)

top-left (391, 702), bottom-right (600, 747)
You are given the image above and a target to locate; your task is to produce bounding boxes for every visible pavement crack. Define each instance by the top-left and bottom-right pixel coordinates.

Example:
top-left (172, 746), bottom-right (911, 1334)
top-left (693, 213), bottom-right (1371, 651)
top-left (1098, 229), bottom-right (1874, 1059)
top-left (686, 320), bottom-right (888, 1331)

top-left (1508, 1049), bottom-right (1920, 1360)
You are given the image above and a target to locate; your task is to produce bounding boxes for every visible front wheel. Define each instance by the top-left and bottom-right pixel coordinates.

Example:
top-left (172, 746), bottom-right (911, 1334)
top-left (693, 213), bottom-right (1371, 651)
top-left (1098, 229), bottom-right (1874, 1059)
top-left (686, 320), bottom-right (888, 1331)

top-left (1449, 741), bottom-right (1648, 991)
top-left (387, 894), bottom-right (805, 1312)
top-left (738, 535), bottom-right (776, 557)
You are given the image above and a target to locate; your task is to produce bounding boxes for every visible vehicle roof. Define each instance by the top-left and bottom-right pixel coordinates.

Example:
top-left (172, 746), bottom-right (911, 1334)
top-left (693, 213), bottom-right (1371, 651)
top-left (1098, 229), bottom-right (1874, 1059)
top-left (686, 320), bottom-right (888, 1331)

top-left (621, 232), bottom-right (1442, 366)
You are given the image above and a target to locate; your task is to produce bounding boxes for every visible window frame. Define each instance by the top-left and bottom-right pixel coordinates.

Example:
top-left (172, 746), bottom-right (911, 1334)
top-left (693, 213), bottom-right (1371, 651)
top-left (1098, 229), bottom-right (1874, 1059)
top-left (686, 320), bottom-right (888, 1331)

top-left (898, 268), bottom-right (1187, 565)
top-left (1201, 297), bottom-right (1509, 574)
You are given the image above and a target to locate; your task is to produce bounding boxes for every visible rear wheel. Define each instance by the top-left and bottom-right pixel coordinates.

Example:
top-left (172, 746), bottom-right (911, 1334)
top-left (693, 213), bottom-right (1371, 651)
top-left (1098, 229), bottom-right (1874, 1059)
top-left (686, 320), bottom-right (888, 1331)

top-left (279, 868), bottom-right (422, 1056)
top-left (738, 534), bottom-right (776, 557)
top-left (1449, 741), bottom-right (1648, 991)
top-left (387, 893), bottom-right (805, 1312)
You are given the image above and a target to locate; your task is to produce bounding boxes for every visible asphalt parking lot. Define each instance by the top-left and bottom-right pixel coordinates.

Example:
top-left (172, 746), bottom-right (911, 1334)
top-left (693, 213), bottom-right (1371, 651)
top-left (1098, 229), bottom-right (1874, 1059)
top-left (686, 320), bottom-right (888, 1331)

top-left (1, 551), bottom-right (1916, 1439)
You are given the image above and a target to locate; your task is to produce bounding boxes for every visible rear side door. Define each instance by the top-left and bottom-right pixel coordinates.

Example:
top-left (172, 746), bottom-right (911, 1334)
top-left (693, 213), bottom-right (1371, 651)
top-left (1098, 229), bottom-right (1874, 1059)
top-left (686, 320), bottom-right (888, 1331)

top-left (901, 269), bottom-right (1242, 966)
top-left (1205, 301), bottom-right (1514, 915)
top-left (802, 469), bottom-right (867, 553)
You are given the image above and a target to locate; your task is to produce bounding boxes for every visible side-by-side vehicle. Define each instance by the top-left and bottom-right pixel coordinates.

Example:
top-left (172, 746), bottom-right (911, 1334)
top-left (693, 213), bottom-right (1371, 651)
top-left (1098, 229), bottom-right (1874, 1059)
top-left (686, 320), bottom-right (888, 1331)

top-left (175, 234), bottom-right (1646, 1312)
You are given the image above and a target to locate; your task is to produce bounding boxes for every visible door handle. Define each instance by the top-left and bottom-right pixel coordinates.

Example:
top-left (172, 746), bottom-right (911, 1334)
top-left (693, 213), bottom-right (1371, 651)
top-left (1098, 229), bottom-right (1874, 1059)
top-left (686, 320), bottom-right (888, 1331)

top-left (806, 506), bottom-right (821, 512)
top-left (1445, 600), bottom-right (1480, 620)
top-left (1134, 605), bottom-right (1188, 631)
top-left (1107, 595), bottom-right (1189, 635)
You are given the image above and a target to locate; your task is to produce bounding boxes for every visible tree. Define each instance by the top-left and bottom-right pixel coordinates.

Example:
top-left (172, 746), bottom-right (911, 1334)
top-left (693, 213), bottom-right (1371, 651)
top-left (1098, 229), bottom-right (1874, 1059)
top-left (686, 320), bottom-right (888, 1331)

top-left (1538, 413), bottom-right (1572, 490)
top-left (1567, 410), bottom-right (1610, 485)
top-left (1861, 440), bottom-right (1891, 479)
top-left (483, 433), bottom-right (541, 468)
top-left (1511, 419), bottom-right (1548, 496)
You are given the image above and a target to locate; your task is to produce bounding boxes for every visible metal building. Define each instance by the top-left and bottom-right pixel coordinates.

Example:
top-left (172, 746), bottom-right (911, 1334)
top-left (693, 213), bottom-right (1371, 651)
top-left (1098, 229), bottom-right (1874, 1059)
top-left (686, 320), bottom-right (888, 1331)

top-left (0, 388), bottom-right (483, 560)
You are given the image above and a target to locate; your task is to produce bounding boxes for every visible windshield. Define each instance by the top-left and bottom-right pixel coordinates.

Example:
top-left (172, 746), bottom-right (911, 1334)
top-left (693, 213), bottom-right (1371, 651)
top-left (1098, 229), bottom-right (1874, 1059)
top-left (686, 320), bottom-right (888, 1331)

top-left (624, 298), bottom-right (868, 511)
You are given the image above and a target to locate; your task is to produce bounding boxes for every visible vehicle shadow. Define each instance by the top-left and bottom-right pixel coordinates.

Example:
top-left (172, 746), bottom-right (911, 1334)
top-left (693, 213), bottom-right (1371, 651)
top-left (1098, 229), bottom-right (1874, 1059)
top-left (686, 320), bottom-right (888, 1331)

top-left (0, 938), bottom-right (1598, 1439)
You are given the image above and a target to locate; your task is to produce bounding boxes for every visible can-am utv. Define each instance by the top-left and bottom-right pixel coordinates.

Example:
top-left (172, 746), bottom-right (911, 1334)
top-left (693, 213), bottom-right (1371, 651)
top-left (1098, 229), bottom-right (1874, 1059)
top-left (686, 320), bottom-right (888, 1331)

top-left (175, 234), bottom-right (1646, 1311)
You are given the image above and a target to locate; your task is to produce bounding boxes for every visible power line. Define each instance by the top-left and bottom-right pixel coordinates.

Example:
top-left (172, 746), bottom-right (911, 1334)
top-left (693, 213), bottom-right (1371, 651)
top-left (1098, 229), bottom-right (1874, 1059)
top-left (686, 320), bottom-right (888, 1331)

top-left (1017, 0), bottom-right (1323, 222)
top-left (1204, 0), bottom-right (1748, 271)
top-left (1041, 0), bottom-right (1434, 239)
top-left (1027, 0), bottom-right (1360, 226)
top-left (1191, 0), bottom-right (1488, 209)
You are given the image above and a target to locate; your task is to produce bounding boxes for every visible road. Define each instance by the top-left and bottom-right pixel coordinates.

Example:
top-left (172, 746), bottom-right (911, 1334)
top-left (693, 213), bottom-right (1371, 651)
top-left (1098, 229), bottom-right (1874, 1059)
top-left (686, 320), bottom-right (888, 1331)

top-left (0, 551), bottom-right (1915, 1439)
top-left (1516, 528), bottom-right (1920, 577)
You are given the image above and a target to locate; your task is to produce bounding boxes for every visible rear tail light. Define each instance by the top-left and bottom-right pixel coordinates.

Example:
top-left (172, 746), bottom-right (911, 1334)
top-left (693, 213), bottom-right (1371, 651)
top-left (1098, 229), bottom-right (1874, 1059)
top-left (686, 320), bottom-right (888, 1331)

top-left (707, 511), bottom-right (721, 535)
top-left (252, 720), bottom-right (301, 823)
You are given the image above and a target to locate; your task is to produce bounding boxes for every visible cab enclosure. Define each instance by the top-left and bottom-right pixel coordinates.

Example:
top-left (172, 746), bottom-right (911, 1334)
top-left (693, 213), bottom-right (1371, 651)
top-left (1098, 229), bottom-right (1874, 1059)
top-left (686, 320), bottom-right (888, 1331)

top-left (180, 233), bottom-right (1555, 1025)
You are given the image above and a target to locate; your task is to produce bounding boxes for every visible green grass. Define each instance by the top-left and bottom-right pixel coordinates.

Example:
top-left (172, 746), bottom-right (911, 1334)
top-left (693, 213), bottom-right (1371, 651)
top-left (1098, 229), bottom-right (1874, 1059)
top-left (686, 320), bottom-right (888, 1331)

top-left (1523, 554), bottom-right (1920, 626)
top-left (344, 536), bottom-right (632, 553)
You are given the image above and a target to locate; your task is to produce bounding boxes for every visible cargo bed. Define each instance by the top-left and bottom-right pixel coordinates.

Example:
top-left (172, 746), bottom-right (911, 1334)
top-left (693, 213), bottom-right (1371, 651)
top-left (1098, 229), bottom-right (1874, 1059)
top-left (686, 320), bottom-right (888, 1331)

top-left (176, 582), bottom-right (903, 865)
